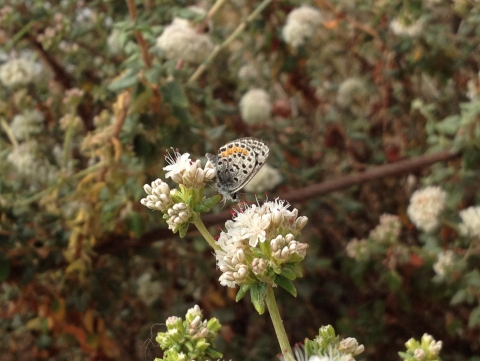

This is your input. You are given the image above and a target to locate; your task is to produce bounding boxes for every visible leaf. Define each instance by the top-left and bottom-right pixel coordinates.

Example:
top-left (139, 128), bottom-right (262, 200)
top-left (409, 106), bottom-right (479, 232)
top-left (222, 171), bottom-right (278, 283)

top-left (0, 254), bottom-right (10, 281)
top-left (108, 70), bottom-right (138, 92)
top-left (468, 305), bottom-right (480, 328)
top-left (128, 87), bottom-right (153, 115)
top-left (275, 275), bottom-right (297, 297)
top-left (194, 196), bottom-right (221, 212)
top-left (125, 211), bottom-right (144, 238)
top-left (178, 222), bottom-right (190, 238)
top-left (250, 283), bottom-right (267, 314)
top-left (435, 115), bottom-right (461, 135)
top-left (161, 80), bottom-right (189, 108)
top-left (236, 284), bottom-right (251, 302)
top-left (450, 289), bottom-right (467, 305)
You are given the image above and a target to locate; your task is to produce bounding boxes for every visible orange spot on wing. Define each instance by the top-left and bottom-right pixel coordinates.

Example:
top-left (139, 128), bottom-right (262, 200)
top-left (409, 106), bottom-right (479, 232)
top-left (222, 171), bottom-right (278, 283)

top-left (221, 146), bottom-right (249, 157)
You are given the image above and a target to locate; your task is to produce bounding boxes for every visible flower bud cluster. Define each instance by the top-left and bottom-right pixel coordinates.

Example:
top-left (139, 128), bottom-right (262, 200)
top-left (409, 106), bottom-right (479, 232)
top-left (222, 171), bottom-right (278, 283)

top-left (155, 305), bottom-right (223, 361)
top-left (401, 333), bottom-right (443, 361)
top-left (215, 198), bottom-right (308, 288)
top-left (141, 179), bottom-right (174, 212)
top-left (166, 203), bottom-right (192, 233)
top-left (287, 325), bottom-right (364, 361)
top-left (164, 150), bottom-right (216, 189)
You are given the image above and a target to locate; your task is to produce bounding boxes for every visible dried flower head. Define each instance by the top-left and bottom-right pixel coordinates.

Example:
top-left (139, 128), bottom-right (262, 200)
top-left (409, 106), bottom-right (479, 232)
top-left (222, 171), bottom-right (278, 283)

top-left (239, 88), bottom-right (272, 125)
top-left (407, 186), bottom-right (446, 233)
top-left (282, 6), bottom-right (323, 48)
top-left (0, 58), bottom-right (39, 87)
top-left (244, 164), bottom-right (282, 193)
top-left (156, 16), bottom-right (214, 63)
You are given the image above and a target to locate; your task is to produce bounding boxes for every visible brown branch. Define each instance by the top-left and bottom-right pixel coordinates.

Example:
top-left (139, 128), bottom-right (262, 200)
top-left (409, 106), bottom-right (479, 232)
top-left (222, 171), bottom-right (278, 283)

top-left (125, 0), bottom-right (152, 68)
top-left (95, 149), bottom-right (461, 255)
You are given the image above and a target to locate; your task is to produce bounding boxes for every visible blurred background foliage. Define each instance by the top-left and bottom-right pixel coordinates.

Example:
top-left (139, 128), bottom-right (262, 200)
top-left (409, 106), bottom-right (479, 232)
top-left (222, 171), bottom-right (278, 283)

top-left (1, 0), bottom-right (480, 360)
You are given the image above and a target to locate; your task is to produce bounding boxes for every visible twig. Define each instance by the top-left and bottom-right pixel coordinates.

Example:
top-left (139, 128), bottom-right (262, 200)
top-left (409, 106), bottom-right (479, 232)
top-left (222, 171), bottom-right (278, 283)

top-left (125, 0), bottom-right (152, 68)
top-left (95, 149), bottom-right (461, 254)
top-left (187, 0), bottom-right (272, 84)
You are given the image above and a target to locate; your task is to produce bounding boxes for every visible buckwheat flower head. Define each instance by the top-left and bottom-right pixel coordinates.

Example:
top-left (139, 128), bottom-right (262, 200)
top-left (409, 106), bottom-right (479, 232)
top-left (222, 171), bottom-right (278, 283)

top-left (407, 186), bottom-right (446, 233)
top-left (0, 58), bottom-right (38, 87)
top-left (458, 206), bottom-right (480, 238)
top-left (390, 16), bottom-right (424, 37)
top-left (239, 88), bottom-right (272, 125)
top-left (404, 333), bottom-right (443, 360)
top-left (10, 110), bottom-right (44, 140)
top-left (433, 250), bottom-right (454, 277)
top-left (345, 238), bottom-right (369, 261)
top-left (215, 198), bottom-right (308, 288)
top-left (244, 164), bottom-right (282, 193)
top-left (140, 178), bottom-right (174, 212)
top-left (156, 17), bottom-right (214, 63)
top-left (137, 273), bottom-right (162, 306)
top-left (282, 6), bottom-right (323, 48)
top-left (163, 150), bottom-right (215, 188)
top-left (166, 202), bottom-right (192, 233)
top-left (369, 214), bottom-right (401, 243)
top-left (336, 78), bottom-right (367, 108)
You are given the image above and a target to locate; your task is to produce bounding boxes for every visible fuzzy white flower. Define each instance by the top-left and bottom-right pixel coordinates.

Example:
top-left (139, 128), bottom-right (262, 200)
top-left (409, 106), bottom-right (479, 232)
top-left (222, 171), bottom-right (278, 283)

top-left (141, 178), bottom-right (174, 212)
top-left (336, 78), bottom-right (368, 108)
top-left (163, 150), bottom-right (215, 188)
top-left (7, 142), bottom-right (56, 184)
top-left (390, 16), bottom-right (424, 37)
top-left (369, 214), bottom-right (401, 243)
top-left (458, 206), bottom-right (480, 238)
top-left (10, 110), bottom-right (44, 140)
top-left (156, 17), bottom-right (214, 63)
top-left (107, 28), bottom-right (123, 55)
top-left (215, 198), bottom-right (308, 288)
top-left (433, 250), bottom-right (454, 277)
top-left (0, 58), bottom-right (38, 87)
top-left (137, 273), bottom-right (162, 306)
top-left (345, 238), bottom-right (369, 260)
top-left (239, 88), bottom-right (272, 124)
top-left (282, 6), bottom-right (323, 48)
top-left (407, 186), bottom-right (446, 233)
top-left (244, 164), bottom-right (282, 194)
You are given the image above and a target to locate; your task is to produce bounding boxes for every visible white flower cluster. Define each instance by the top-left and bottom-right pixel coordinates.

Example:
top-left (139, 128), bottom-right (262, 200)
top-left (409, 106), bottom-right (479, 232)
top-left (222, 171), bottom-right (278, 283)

top-left (282, 6), bottom-right (323, 48)
top-left (0, 58), bottom-right (39, 87)
top-left (345, 238), bottom-right (369, 261)
top-left (239, 88), bottom-right (272, 125)
top-left (137, 272), bottom-right (163, 306)
top-left (407, 186), bottom-right (446, 233)
top-left (336, 78), bottom-right (368, 108)
top-left (164, 150), bottom-right (216, 189)
top-left (390, 16), bottom-right (424, 37)
top-left (156, 15), bottom-right (214, 64)
top-left (141, 179), bottom-right (174, 212)
top-left (10, 110), bottom-right (44, 140)
top-left (433, 250), bottom-right (454, 277)
top-left (404, 333), bottom-right (442, 360)
top-left (244, 164), bottom-right (282, 193)
top-left (369, 214), bottom-right (401, 243)
top-left (459, 206), bottom-right (480, 238)
top-left (215, 199), bottom-right (308, 288)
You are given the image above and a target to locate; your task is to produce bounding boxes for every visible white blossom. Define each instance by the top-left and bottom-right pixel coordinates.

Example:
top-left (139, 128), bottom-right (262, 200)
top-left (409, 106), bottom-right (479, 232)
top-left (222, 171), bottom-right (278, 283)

top-left (282, 6), bottom-right (323, 48)
top-left (137, 273), bottom-right (162, 306)
top-left (239, 88), bottom-right (272, 125)
top-left (369, 214), bottom-right (401, 243)
top-left (433, 250), bottom-right (454, 277)
top-left (244, 164), bottom-right (283, 194)
top-left (140, 178), bottom-right (174, 212)
top-left (0, 58), bottom-right (38, 87)
top-left (156, 17), bottom-right (214, 63)
top-left (336, 78), bottom-right (368, 108)
top-left (10, 110), bottom-right (44, 140)
top-left (407, 186), bottom-right (446, 233)
top-left (390, 16), bottom-right (424, 37)
top-left (458, 206), bottom-right (480, 238)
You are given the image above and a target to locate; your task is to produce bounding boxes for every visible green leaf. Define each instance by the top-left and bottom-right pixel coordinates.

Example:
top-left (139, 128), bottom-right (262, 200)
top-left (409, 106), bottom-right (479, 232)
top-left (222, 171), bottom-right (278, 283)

top-left (250, 283), bottom-right (267, 314)
top-left (125, 211), bottom-right (144, 238)
top-left (280, 263), bottom-right (303, 280)
top-left (108, 69), bottom-right (138, 91)
top-left (161, 80), bottom-right (189, 108)
top-left (450, 289), bottom-right (467, 305)
top-left (236, 284), bottom-right (251, 302)
top-left (468, 305), bottom-right (480, 328)
top-left (194, 195), bottom-right (221, 213)
top-left (275, 275), bottom-right (297, 297)
top-left (178, 222), bottom-right (190, 238)
top-left (435, 115), bottom-right (461, 135)
top-left (0, 254), bottom-right (11, 281)
top-left (128, 87), bottom-right (153, 115)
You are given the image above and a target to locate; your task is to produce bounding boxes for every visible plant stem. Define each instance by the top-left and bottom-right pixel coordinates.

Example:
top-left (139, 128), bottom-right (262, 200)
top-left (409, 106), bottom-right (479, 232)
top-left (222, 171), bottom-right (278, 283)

top-left (187, 0), bottom-right (272, 84)
top-left (193, 215), bottom-right (221, 251)
top-left (265, 285), bottom-right (294, 361)
top-left (0, 119), bottom-right (19, 148)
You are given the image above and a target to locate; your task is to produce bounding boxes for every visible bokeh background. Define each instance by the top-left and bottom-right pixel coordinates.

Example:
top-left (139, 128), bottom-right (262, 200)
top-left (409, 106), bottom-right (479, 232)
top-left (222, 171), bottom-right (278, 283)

top-left (1, 0), bottom-right (480, 360)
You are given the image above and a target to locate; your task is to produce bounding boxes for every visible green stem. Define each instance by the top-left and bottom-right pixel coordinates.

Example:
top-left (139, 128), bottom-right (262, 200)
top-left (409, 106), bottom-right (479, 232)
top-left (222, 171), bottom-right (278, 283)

top-left (187, 0), bottom-right (272, 84)
top-left (193, 215), bottom-right (221, 251)
top-left (0, 118), bottom-right (19, 148)
top-left (265, 285), bottom-right (294, 361)
top-left (62, 113), bottom-right (76, 168)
